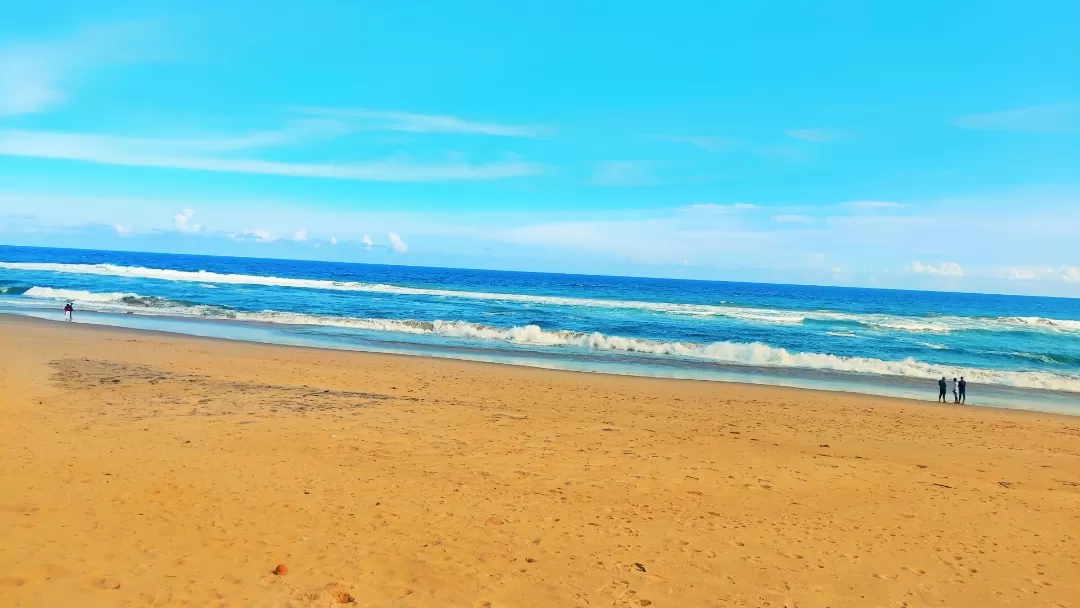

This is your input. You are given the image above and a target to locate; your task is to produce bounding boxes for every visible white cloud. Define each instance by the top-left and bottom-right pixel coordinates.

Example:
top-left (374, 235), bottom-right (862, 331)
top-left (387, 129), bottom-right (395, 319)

top-left (908, 261), bottom-right (963, 277)
top-left (951, 104), bottom-right (1078, 134)
top-left (0, 22), bottom-right (157, 117)
top-left (330, 236), bottom-right (338, 245)
top-left (0, 129), bottom-right (546, 182)
top-left (114, 223), bottom-right (132, 236)
top-left (1005, 265), bottom-right (1080, 283)
top-left (653, 135), bottom-right (736, 152)
top-left (292, 228), bottom-right (309, 242)
top-left (388, 232), bottom-right (408, 253)
top-left (173, 208), bottom-right (201, 232)
top-left (1002, 265), bottom-right (1056, 281)
top-left (361, 234), bottom-right (374, 250)
top-left (296, 108), bottom-right (548, 138)
top-left (4, 187), bottom-right (1077, 296)
top-left (773, 214), bottom-right (812, 224)
top-left (785, 129), bottom-right (843, 143)
top-left (232, 229), bottom-right (275, 243)
top-left (590, 161), bottom-right (658, 187)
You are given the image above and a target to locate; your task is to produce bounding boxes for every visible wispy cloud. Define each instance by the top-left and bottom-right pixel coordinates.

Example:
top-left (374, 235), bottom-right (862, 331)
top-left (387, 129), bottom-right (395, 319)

top-left (0, 120), bottom-right (348, 155)
top-left (0, 129), bottom-right (546, 182)
top-left (951, 104), bottom-right (1078, 134)
top-left (652, 135), bottom-right (736, 152)
top-left (589, 161), bottom-right (659, 187)
top-left (296, 108), bottom-right (549, 138)
top-left (0, 22), bottom-right (159, 116)
top-left (231, 229), bottom-right (276, 243)
top-left (907, 261), bottom-right (963, 277)
top-left (785, 129), bottom-right (844, 143)
top-left (1002, 265), bottom-right (1080, 282)
top-left (361, 234), bottom-right (374, 250)
top-left (843, 200), bottom-right (905, 209)
top-left (1002, 265), bottom-right (1055, 281)
top-left (682, 202), bottom-right (757, 214)
top-left (773, 214), bottom-right (813, 224)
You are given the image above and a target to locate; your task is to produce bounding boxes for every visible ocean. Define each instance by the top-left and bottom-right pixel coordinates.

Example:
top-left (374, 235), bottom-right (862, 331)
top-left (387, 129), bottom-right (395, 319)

top-left (2, 245), bottom-right (1078, 414)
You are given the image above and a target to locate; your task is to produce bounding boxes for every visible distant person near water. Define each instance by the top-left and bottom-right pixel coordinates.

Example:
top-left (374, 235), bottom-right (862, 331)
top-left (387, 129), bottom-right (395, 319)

top-left (938, 377), bottom-right (947, 402)
top-left (951, 377), bottom-right (959, 402)
top-left (959, 377), bottom-right (967, 404)
top-left (64, 302), bottom-right (73, 322)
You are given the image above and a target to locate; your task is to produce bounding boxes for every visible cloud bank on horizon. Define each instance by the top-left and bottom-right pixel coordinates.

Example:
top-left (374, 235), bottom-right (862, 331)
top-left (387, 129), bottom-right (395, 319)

top-left (0, 2), bottom-right (1078, 296)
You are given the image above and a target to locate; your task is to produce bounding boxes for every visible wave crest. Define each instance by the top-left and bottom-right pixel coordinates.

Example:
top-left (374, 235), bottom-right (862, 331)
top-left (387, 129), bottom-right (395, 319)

top-left (13, 285), bottom-right (1079, 393)
top-left (22, 287), bottom-right (234, 317)
top-left (5, 262), bottom-right (1080, 335)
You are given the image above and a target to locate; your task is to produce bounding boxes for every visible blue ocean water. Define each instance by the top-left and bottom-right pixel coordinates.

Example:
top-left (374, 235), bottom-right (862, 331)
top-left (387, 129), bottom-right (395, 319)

top-left (2, 245), bottom-right (1079, 414)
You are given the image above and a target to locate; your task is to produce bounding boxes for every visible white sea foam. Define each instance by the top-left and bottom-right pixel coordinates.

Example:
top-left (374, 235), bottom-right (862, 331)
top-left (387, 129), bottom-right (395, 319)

top-left (25, 286), bottom-right (135, 303)
top-left (997, 316), bottom-right (1080, 332)
top-left (13, 285), bottom-right (1080, 393)
top-left (22, 287), bottom-right (231, 316)
top-left (224, 312), bottom-right (1080, 391)
top-left (5, 262), bottom-right (1080, 335)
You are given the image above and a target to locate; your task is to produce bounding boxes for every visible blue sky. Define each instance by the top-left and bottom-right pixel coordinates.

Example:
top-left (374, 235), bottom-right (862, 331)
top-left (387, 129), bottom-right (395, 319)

top-left (1, 0), bottom-right (1078, 295)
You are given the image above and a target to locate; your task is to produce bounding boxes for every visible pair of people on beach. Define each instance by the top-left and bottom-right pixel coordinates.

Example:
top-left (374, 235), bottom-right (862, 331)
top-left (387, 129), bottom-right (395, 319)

top-left (938, 376), bottom-right (966, 403)
top-left (64, 302), bottom-right (74, 322)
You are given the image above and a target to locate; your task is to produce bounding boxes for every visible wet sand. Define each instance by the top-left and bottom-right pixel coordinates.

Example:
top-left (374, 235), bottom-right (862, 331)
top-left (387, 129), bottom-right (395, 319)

top-left (1, 314), bottom-right (1078, 607)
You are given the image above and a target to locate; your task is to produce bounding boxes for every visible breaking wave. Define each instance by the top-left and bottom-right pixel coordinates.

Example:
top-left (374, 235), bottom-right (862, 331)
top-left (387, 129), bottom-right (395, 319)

top-left (4, 262), bottom-right (1080, 335)
top-left (21, 287), bottom-right (234, 317)
top-left (11, 285), bottom-right (1080, 393)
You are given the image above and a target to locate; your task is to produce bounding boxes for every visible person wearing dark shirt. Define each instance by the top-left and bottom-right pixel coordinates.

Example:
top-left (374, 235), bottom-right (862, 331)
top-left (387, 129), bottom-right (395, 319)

top-left (958, 377), bottom-right (967, 404)
top-left (937, 377), bottom-right (947, 402)
top-left (64, 302), bottom-right (74, 322)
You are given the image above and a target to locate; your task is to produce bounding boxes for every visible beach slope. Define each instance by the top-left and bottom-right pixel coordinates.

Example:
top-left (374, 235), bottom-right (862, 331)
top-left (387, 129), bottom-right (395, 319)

top-left (1, 315), bottom-right (1078, 607)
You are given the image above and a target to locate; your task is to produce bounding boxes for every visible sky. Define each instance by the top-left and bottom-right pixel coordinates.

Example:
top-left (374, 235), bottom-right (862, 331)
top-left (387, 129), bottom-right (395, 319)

top-left (1, 0), bottom-right (1078, 296)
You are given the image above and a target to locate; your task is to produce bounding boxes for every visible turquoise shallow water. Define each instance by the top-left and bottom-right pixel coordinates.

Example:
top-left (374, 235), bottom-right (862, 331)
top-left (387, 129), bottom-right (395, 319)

top-left (2, 245), bottom-right (1079, 414)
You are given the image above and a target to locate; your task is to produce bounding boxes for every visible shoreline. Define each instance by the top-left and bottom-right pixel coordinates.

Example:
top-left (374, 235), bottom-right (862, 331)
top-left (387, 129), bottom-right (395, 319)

top-left (3, 309), bottom-right (1077, 416)
top-left (4, 312), bottom-right (957, 411)
top-left (2, 314), bottom-right (1079, 606)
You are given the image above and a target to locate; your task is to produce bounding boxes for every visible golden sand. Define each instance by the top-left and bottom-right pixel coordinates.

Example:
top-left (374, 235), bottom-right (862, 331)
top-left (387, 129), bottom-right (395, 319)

top-left (1, 315), bottom-right (1078, 607)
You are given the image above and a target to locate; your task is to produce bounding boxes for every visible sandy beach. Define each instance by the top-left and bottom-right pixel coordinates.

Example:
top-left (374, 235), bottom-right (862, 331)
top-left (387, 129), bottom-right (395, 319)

top-left (1, 315), bottom-right (1078, 607)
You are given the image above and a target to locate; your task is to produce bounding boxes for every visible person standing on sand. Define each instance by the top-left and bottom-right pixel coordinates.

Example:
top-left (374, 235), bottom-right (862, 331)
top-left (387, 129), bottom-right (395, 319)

top-left (959, 377), bottom-right (967, 404)
top-left (951, 377), bottom-right (959, 403)
top-left (64, 302), bottom-right (73, 322)
top-left (938, 376), bottom-right (947, 402)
